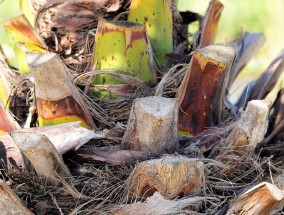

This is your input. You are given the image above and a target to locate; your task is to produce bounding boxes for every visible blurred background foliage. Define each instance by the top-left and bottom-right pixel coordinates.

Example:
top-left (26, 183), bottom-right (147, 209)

top-left (0, 0), bottom-right (283, 100)
top-left (0, 0), bottom-right (21, 68)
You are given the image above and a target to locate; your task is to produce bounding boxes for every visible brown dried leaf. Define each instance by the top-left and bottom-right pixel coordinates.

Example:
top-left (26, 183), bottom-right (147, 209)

top-left (249, 49), bottom-right (284, 101)
top-left (269, 89), bottom-right (284, 132)
top-left (229, 32), bottom-right (266, 86)
top-left (113, 192), bottom-right (215, 215)
top-left (107, 0), bottom-right (120, 12)
top-left (36, 0), bottom-right (130, 53)
top-left (77, 146), bottom-right (158, 165)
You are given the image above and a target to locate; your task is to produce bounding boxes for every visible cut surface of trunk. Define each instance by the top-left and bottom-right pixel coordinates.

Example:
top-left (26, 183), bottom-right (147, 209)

top-left (178, 44), bottom-right (235, 135)
top-left (0, 179), bottom-right (33, 215)
top-left (226, 182), bottom-right (284, 215)
top-left (122, 96), bottom-right (178, 153)
top-left (127, 155), bottom-right (205, 200)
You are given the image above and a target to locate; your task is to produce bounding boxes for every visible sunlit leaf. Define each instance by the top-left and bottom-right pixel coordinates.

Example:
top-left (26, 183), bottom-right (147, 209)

top-left (1, 15), bottom-right (47, 53)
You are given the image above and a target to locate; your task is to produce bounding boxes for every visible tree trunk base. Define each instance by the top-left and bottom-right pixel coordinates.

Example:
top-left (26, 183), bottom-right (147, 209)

top-left (10, 132), bottom-right (73, 184)
top-left (127, 155), bottom-right (205, 200)
top-left (122, 96), bottom-right (178, 153)
top-left (226, 182), bottom-right (284, 215)
top-left (216, 100), bottom-right (269, 173)
top-left (0, 179), bottom-right (33, 215)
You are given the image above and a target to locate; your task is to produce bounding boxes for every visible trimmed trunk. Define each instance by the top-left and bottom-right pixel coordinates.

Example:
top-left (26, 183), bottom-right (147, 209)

top-left (128, 0), bottom-right (173, 66)
top-left (93, 20), bottom-right (156, 98)
top-left (10, 131), bottom-right (88, 199)
top-left (216, 100), bottom-right (269, 173)
top-left (30, 54), bottom-right (94, 128)
top-left (178, 45), bottom-right (235, 136)
top-left (10, 132), bottom-right (73, 184)
top-left (0, 180), bottom-right (33, 215)
top-left (0, 122), bottom-right (100, 170)
top-left (127, 155), bottom-right (205, 200)
top-left (226, 182), bottom-right (284, 215)
top-left (122, 96), bottom-right (178, 153)
top-left (10, 132), bottom-right (90, 199)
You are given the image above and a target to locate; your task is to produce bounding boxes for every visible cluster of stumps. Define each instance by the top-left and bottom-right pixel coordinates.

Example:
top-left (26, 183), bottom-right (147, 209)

top-left (0, 0), bottom-right (283, 214)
